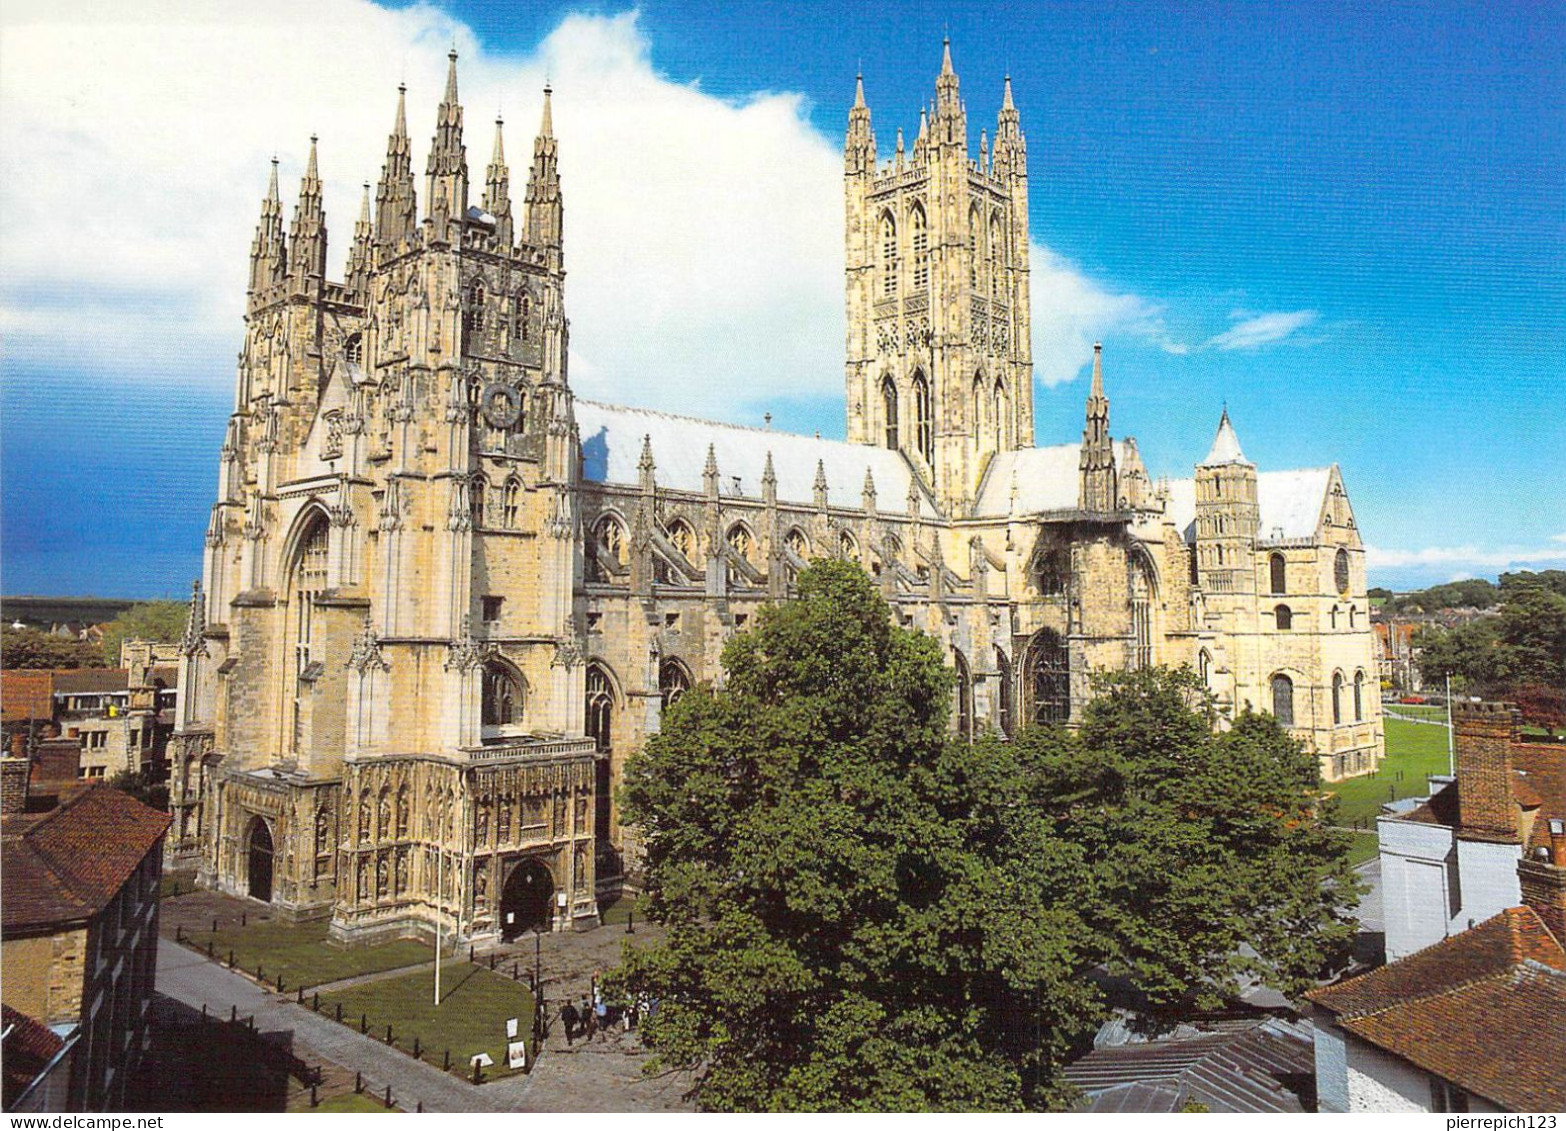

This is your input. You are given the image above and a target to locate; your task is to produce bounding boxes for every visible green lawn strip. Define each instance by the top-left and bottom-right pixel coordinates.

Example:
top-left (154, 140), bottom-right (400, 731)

top-left (1326, 717), bottom-right (1453, 831)
top-left (181, 917), bottom-right (434, 991)
top-left (318, 964), bottom-right (536, 1082)
top-left (307, 1093), bottom-right (397, 1113)
top-left (599, 894), bottom-right (641, 927)
top-left (1382, 703), bottom-right (1447, 724)
top-left (1345, 831), bottom-right (1380, 868)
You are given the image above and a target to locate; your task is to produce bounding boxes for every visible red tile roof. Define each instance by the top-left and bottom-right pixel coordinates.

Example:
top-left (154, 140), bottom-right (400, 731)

top-left (1, 1003), bottom-right (67, 1108)
top-left (1, 787), bottom-right (170, 932)
top-left (1309, 907), bottom-right (1566, 1111)
top-left (0, 670), bottom-right (56, 723)
top-left (51, 669), bottom-right (128, 696)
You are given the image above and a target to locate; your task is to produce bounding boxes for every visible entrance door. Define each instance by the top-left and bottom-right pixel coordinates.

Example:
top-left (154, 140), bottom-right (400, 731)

top-left (499, 858), bottom-right (554, 940)
top-left (247, 818), bottom-right (274, 903)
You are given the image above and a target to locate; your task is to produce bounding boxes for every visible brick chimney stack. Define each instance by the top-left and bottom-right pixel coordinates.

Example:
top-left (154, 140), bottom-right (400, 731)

top-left (1452, 701), bottom-right (1520, 844)
top-left (1518, 818), bottom-right (1566, 942)
top-left (1, 755), bottom-right (29, 815)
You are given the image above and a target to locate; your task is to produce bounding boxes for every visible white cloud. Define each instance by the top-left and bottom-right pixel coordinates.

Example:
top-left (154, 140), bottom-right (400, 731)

top-left (1204, 309), bottom-right (1317, 351)
top-left (1365, 543), bottom-right (1566, 572)
top-left (1552, 532), bottom-right (1566, 544)
top-left (1028, 245), bottom-right (1185, 386)
top-left (0, 2), bottom-right (843, 421)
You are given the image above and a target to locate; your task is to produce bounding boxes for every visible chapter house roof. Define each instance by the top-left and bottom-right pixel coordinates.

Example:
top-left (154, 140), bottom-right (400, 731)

top-left (1307, 906), bottom-right (1566, 1112)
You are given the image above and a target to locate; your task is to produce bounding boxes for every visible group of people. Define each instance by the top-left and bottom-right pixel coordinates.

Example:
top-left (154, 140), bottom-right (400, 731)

top-left (558, 976), bottom-right (652, 1045)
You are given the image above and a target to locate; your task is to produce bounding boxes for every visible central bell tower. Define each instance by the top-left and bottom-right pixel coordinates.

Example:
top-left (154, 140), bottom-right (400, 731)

top-left (843, 41), bottom-right (1034, 515)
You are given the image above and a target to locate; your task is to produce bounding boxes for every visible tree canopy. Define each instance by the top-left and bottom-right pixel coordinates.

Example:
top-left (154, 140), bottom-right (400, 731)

top-left (1417, 585), bottom-right (1566, 707)
top-left (99, 601), bottom-right (186, 665)
top-left (0, 625), bottom-right (106, 669)
top-left (614, 561), bottom-right (1359, 1111)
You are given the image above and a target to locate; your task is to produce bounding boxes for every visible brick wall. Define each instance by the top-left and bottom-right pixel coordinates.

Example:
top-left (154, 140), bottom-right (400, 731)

top-left (1453, 701), bottom-right (1518, 843)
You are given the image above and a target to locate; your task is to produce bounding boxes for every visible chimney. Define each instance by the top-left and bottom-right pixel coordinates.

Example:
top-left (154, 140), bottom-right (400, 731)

top-left (1452, 701), bottom-right (1519, 843)
top-left (1, 756), bottom-right (29, 816)
top-left (32, 737), bottom-right (81, 791)
top-left (1518, 816), bottom-right (1566, 942)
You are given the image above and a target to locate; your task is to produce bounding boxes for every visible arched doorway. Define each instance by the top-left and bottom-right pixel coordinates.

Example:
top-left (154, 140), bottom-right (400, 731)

top-left (247, 818), bottom-right (274, 903)
top-left (500, 857), bottom-right (554, 940)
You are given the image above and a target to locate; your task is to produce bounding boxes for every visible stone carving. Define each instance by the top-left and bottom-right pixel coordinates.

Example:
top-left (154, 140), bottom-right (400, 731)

top-left (346, 616), bottom-right (390, 673)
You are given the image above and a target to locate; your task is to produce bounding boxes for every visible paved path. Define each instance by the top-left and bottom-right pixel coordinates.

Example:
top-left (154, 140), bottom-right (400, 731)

top-left (156, 938), bottom-right (535, 1112)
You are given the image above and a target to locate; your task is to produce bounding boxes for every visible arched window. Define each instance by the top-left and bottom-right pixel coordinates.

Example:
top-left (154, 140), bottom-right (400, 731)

top-left (1129, 553), bottom-right (1154, 671)
top-left (465, 279), bottom-right (485, 333)
top-left (1198, 648), bottom-right (1213, 687)
top-left (968, 205), bottom-right (980, 289)
top-left (1034, 546), bottom-right (1068, 596)
top-left (667, 519), bottom-right (696, 563)
top-left (591, 515), bottom-right (628, 581)
top-left (1335, 548), bottom-right (1351, 595)
top-left (1349, 606), bottom-right (1358, 628)
top-left (953, 649), bottom-right (973, 740)
top-left (993, 379), bottom-right (1007, 449)
top-left (785, 527), bottom-right (809, 560)
top-left (1269, 553), bottom-right (1286, 595)
top-left (289, 511), bottom-right (329, 753)
top-left (1271, 674), bottom-right (1295, 727)
top-left (658, 659), bottom-right (691, 712)
top-left (881, 377), bottom-right (899, 450)
top-left (1354, 670), bottom-right (1365, 722)
top-left (344, 332), bottom-right (363, 366)
top-left (972, 374), bottom-right (986, 450)
top-left (996, 647), bottom-right (1014, 738)
top-left (726, 523), bottom-right (754, 586)
top-left (912, 371), bottom-right (933, 465)
top-left (482, 660), bottom-right (524, 728)
top-left (910, 203), bottom-right (929, 291)
top-left (514, 292), bottom-right (530, 342)
top-left (1332, 671), bottom-right (1345, 725)
top-left (1275, 604), bottom-right (1293, 630)
top-left (585, 664), bottom-right (615, 754)
top-left (1025, 629), bottom-right (1071, 726)
top-left (989, 213), bottom-right (1004, 298)
top-left (502, 478), bottom-right (521, 528)
top-left (1330, 607), bottom-right (1338, 630)
top-left (839, 529), bottom-right (858, 560)
top-left (879, 212), bottom-right (897, 299)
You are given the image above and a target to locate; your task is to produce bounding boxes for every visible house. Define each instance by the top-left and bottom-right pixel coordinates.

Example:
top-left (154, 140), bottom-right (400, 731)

top-left (1, 774), bottom-right (171, 1111)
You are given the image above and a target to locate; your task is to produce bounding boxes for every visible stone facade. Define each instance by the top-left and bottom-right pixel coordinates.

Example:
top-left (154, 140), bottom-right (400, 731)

top-left (176, 45), bottom-right (1382, 944)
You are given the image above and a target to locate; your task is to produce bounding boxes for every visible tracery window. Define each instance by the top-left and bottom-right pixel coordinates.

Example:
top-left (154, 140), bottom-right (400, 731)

top-left (989, 213), bottom-right (1004, 298)
top-left (668, 519), bottom-right (696, 562)
top-left (590, 515), bottom-right (628, 582)
top-left (911, 204), bottom-right (929, 291)
top-left (912, 371), bottom-right (933, 465)
top-left (839, 529), bottom-right (858, 559)
top-left (1335, 548), bottom-right (1351, 595)
top-left (972, 375), bottom-right (986, 450)
top-left (953, 649), bottom-right (973, 740)
top-left (344, 333), bottom-right (363, 366)
top-left (585, 664), bottom-right (615, 755)
top-left (1129, 555), bottom-right (1154, 671)
top-left (968, 206), bottom-right (980, 289)
top-left (658, 659), bottom-right (691, 712)
top-left (1271, 674), bottom-right (1295, 727)
top-left (289, 512), bottom-right (329, 752)
top-left (514, 292), bottom-right (530, 342)
top-left (1034, 547), bottom-right (1068, 596)
top-left (482, 660), bottom-right (524, 728)
top-left (1025, 629), bottom-right (1071, 726)
top-left (785, 527), bottom-right (809, 560)
top-left (464, 279), bottom-right (485, 334)
top-left (881, 377), bottom-right (899, 450)
top-left (502, 478), bottom-right (521, 528)
top-left (879, 213), bottom-right (897, 299)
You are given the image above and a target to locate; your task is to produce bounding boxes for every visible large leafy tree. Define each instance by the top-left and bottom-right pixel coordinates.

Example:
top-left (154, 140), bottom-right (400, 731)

top-left (99, 600), bottom-right (187, 665)
top-left (1, 625), bottom-right (105, 669)
top-left (615, 561), bottom-right (1103, 1111)
top-left (1016, 669), bottom-right (1360, 1024)
top-left (1418, 584), bottom-right (1566, 701)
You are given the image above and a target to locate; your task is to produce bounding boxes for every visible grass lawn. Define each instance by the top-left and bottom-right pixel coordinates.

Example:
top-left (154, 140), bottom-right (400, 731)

top-left (159, 871), bottom-right (198, 900)
top-left (1382, 702), bottom-right (1448, 724)
top-left (308, 1093), bottom-right (397, 1113)
top-left (180, 918), bottom-right (434, 991)
top-left (319, 964), bottom-right (535, 1081)
top-left (599, 893), bottom-right (642, 927)
top-left (1344, 831), bottom-right (1380, 868)
top-left (1328, 716), bottom-right (1453, 830)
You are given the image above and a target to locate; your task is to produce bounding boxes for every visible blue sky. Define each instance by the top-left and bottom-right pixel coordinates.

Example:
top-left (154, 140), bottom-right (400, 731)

top-left (1, 0), bottom-right (1562, 597)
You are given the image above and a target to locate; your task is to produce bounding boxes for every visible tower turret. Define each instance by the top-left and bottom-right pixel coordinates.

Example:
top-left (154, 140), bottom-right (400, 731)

top-left (1079, 343), bottom-right (1117, 512)
top-left (248, 158), bottom-right (287, 300)
top-left (484, 115), bottom-right (514, 247)
top-left (932, 37), bottom-right (966, 151)
top-left (524, 86), bottom-right (563, 250)
top-left (345, 182), bottom-right (373, 301)
top-left (287, 136), bottom-right (327, 282)
top-left (1194, 409), bottom-right (1260, 596)
top-left (374, 84), bottom-right (418, 259)
top-left (425, 49), bottom-right (469, 239)
top-left (845, 72), bottom-right (875, 174)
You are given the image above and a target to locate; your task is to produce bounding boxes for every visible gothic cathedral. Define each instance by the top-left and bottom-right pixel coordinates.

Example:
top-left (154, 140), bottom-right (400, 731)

top-left (171, 45), bottom-right (1383, 941)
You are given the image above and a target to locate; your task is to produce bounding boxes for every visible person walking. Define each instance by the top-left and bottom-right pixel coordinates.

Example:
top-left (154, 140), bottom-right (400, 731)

top-left (581, 997), bottom-right (596, 1040)
top-left (560, 1000), bottom-right (579, 1046)
top-left (594, 990), bottom-right (608, 1039)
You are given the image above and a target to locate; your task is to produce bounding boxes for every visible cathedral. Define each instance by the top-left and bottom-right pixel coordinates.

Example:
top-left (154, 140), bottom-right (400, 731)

top-left (169, 44), bottom-right (1383, 942)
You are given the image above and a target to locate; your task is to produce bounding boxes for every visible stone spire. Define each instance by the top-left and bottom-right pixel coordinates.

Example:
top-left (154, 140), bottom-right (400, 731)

top-left (484, 114), bottom-right (514, 247)
top-left (524, 85), bottom-right (562, 249)
top-left (933, 37), bottom-right (965, 149)
top-left (346, 182), bottom-right (373, 300)
top-left (845, 71), bottom-right (875, 174)
top-left (248, 157), bottom-right (287, 296)
top-left (374, 84), bottom-right (418, 257)
top-left (1202, 407), bottom-right (1252, 467)
top-left (993, 74), bottom-right (1025, 179)
top-left (813, 459), bottom-right (830, 510)
top-left (638, 432), bottom-right (656, 491)
top-left (1078, 343), bottom-right (1118, 512)
top-left (425, 49), bottom-right (469, 237)
top-left (702, 443), bottom-right (719, 496)
top-left (862, 467), bottom-right (877, 511)
top-left (288, 135), bottom-right (327, 281)
top-left (762, 451), bottom-right (778, 506)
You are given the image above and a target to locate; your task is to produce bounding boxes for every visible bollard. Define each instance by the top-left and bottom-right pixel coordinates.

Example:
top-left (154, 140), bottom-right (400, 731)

top-left (242, 913), bottom-right (247, 927)
top-left (413, 1036), bottom-right (421, 1059)
top-left (472, 1061), bottom-right (481, 1085)
top-left (201, 1003), bottom-right (208, 1020)
top-left (313, 992), bottom-right (320, 1012)
top-left (212, 918), bottom-right (218, 933)
top-left (231, 1004), bottom-right (237, 1023)
top-left (386, 1023), bottom-right (393, 1044)
top-left (489, 953), bottom-right (495, 970)
top-left (335, 1002), bottom-right (343, 1022)
top-left (207, 940), bottom-right (214, 959)
top-left (443, 1049), bottom-right (450, 1071)
top-left (627, 907), bottom-right (635, 935)
top-left (258, 964), bottom-right (264, 982)
top-left (176, 924), bottom-right (184, 943)
top-left (469, 944), bottom-right (474, 961)
top-left (355, 1071), bottom-right (362, 1094)
top-left (248, 1016), bottom-right (255, 1031)
top-left (310, 1083), bottom-right (318, 1108)
top-left (384, 1085), bottom-right (392, 1108)
top-left (361, 1013), bottom-right (368, 1034)
top-left (228, 949), bottom-right (235, 968)
top-left (416, 1102), bottom-right (423, 1114)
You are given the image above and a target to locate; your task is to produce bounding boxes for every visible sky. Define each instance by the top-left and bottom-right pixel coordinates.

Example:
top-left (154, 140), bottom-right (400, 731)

top-left (1, 0), bottom-right (1562, 598)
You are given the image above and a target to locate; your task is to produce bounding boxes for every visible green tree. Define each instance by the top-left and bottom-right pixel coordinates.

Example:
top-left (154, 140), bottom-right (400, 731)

top-left (614, 561), bottom-right (1103, 1111)
top-left (1017, 668), bottom-right (1360, 1025)
top-left (1417, 586), bottom-right (1566, 701)
top-left (1, 625), bottom-right (105, 669)
top-left (99, 601), bottom-right (186, 665)
top-left (108, 767), bottom-right (169, 812)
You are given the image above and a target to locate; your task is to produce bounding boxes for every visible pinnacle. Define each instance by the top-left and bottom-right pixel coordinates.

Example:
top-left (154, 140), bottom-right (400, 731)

top-left (444, 48), bottom-right (459, 106)
top-left (703, 443), bottom-right (718, 476)
top-left (267, 156), bottom-right (280, 201)
top-left (492, 115), bottom-right (505, 164)
top-left (539, 85), bottom-right (554, 140)
top-left (394, 83), bottom-right (408, 137)
top-left (853, 72), bottom-right (866, 109)
top-left (358, 182), bottom-right (371, 223)
top-left (941, 36), bottom-right (954, 76)
top-left (305, 134), bottom-right (319, 181)
top-left (1002, 74), bottom-right (1015, 111)
top-left (1090, 342), bottom-right (1104, 398)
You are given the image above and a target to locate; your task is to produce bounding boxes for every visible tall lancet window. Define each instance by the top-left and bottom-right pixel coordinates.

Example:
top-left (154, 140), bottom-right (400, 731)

top-left (289, 513), bottom-right (329, 752)
top-left (912, 372), bottom-right (933, 465)
top-left (989, 213), bottom-right (1004, 298)
top-left (993, 379), bottom-right (1007, 450)
top-left (910, 203), bottom-right (929, 291)
top-left (968, 206), bottom-right (980, 289)
top-left (879, 213), bottom-right (897, 299)
top-left (881, 378), bottom-right (899, 450)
